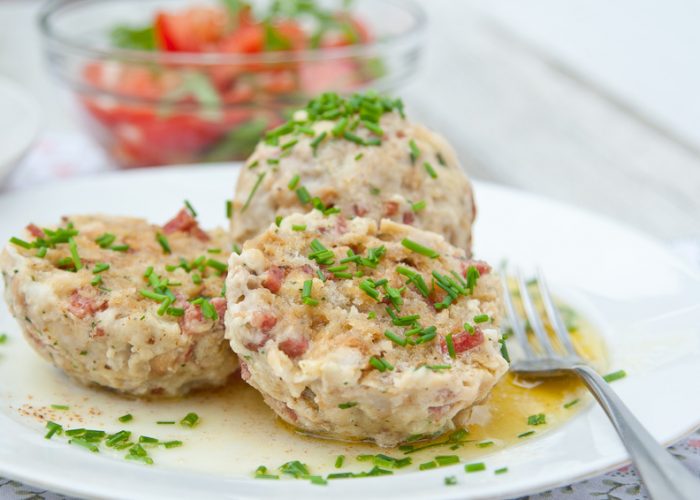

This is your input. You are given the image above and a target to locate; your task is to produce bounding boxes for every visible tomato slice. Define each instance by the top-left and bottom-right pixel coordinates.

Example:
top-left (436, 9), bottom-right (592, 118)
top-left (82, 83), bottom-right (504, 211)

top-left (155, 7), bottom-right (226, 52)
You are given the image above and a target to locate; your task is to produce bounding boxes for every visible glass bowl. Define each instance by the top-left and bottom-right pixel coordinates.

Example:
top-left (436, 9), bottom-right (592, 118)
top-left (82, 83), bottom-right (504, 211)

top-left (39, 0), bottom-right (426, 168)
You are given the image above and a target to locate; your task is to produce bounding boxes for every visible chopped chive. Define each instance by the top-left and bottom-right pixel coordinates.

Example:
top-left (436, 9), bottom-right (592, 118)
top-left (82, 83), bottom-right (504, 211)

top-left (90, 275), bottom-right (102, 287)
top-left (70, 438), bottom-right (99, 453)
top-left (310, 131), bottom-right (327, 154)
top-left (206, 258), bottom-right (227, 274)
top-left (369, 186), bottom-right (381, 196)
top-left (156, 233), bottom-right (171, 254)
top-left (359, 280), bottom-right (380, 301)
top-left (343, 130), bottom-right (364, 145)
top-left (118, 414), bottom-right (133, 423)
top-left (401, 238), bottom-right (439, 258)
top-left (332, 117), bottom-right (349, 137)
top-left (51, 404), bottom-right (69, 411)
top-left (242, 172), bottom-right (266, 212)
top-left (384, 330), bottom-right (407, 347)
top-left (338, 402), bottom-right (357, 410)
top-left (275, 215), bottom-right (283, 227)
top-left (140, 289), bottom-right (168, 302)
top-left (423, 161), bottom-right (438, 179)
top-left (156, 421), bottom-right (175, 425)
top-left (232, 243), bottom-right (242, 255)
top-left (281, 138), bottom-right (298, 150)
top-left (68, 238), bottom-right (82, 271)
top-left (10, 237), bottom-right (32, 249)
top-left (369, 356), bottom-right (393, 372)
top-left (409, 139), bottom-right (420, 163)
top-left (166, 307), bottom-right (185, 316)
top-left (207, 248), bottom-right (222, 254)
top-left (465, 462), bottom-right (486, 473)
top-left (411, 200), bottom-right (426, 212)
top-left (301, 279), bottom-right (318, 306)
top-left (92, 262), bottom-right (109, 274)
top-left (435, 455), bottom-right (460, 466)
top-left (0, 333), bottom-right (7, 344)
top-left (445, 333), bottom-right (456, 359)
top-left (444, 475), bottom-right (457, 486)
top-left (477, 441), bottom-right (494, 448)
top-left (139, 435), bottom-right (159, 444)
top-left (603, 369), bottom-right (627, 383)
top-left (184, 200), bottom-right (197, 217)
top-left (266, 158), bottom-right (279, 165)
top-left (495, 467), bottom-right (509, 475)
top-left (518, 430), bottom-right (535, 438)
top-left (110, 244), bottom-right (129, 252)
top-left (226, 200), bottom-right (233, 219)
top-left (247, 160), bottom-right (259, 169)
top-left (473, 314), bottom-right (490, 324)
top-left (292, 224), bottom-right (307, 232)
top-left (367, 311), bottom-right (376, 319)
top-left (437, 152), bottom-right (447, 166)
top-left (563, 399), bottom-right (580, 409)
top-left (527, 413), bottom-right (546, 426)
top-left (36, 247), bottom-right (48, 258)
top-left (354, 153), bottom-right (364, 161)
top-left (44, 421), bottom-right (63, 439)
top-left (425, 364), bottom-right (451, 371)
top-left (464, 322), bottom-right (475, 334)
top-left (288, 174), bottom-right (300, 190)
top-left (162, 440), bottom-right (183, 449)
top-left (335, 455), bottom-right (345, 468)
top-left (296, 186), bottom-right (311, 204)
top-left (419, 461), bottom-right (437, 470)
top-left (95, 233), bottom-right (116, 248)
top-left (180, 412), bottom-right (199, 428)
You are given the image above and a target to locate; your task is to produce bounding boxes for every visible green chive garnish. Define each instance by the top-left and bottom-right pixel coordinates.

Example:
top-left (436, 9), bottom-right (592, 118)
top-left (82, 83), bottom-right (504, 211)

top-left (68, 237), bottom-right (82, 271)
top-left (401, 238), bottom-right (439, 258)
top-left (184, 200), bottom-right (197, 217)
top-left (292, 224), bottom-right (306, 232)
top-left (156, 233), bottom-right (171, 254)
top-left (338, 402), bottom-right (357, 410)
top-left (51, 404), bottom-right (69, 411)
top-left (335, 455), bottom-right (345, 468)
top-left (384, 330), bottom-right (407, 347)
top-left (495, 467), bottom-right (508, 475)
top-left (226, 200), bottom-right (233, 219)
top-left (242, 172), bottom-right (266, 212)
top-left (527, 413), bottom-right (546, 426)
top-left (423, 161), bottom-right (438, 179)
top-left (445, 333), bottom-right (456, 359)
top-left (518, 430), bottom-right (535, 438)
top-left (409, 139), bottom-right (420, 163)
top-left (563, 399), bottom-right (580, 409)
top-left (301, 279), bottom-right (318, 306)
top-left (473, 314), bottom-right (490, 324)
top-left (411, 200), bottom-right (426, 212)
top-left (118, 414), bottom-right (133, 423)
top-left (288, 174), bottom-right (300, 190)
top-left (180, 412), bottom-right (199, 428)
top-left (603, 369), bottom-right (627, 383)
top-left (10, 237), bottom-right (32, 249)
top-left (465, 462), bottom-right (486, 473)
top-left (92, 262), bottom-right (109, 274)
top-left (44, 421), bottom-right (63, 439)
top-left (444, 476), bottom-right (457, 485)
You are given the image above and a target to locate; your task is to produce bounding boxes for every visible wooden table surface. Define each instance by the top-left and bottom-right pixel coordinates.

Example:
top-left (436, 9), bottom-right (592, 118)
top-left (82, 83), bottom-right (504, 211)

top-left (1, 0), bottom-right (699, 242)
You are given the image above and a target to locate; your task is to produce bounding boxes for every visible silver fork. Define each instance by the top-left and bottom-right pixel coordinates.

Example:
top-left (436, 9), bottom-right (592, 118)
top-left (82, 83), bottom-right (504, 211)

top-left (501, 269), bottom-right (700, 500)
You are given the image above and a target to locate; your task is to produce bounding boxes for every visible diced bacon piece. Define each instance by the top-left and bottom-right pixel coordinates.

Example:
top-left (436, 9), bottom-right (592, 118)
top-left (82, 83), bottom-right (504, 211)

top-left (239, 360), bottom-right (251, 381)
top-left (90, 327), bottom-right (106, 338)
top-left (462, 260), bottom-right (491, 276)
top-left (210, 297), bottom-right (227, 319)
top-left (335, 215), bottom-right (348, 234)
top-left (26, 224), bottom-right (44, 238)
top-left (353, 204), bottom-right (368, 217)
top-left (402, 211), bottom-right (415, 225)
top-left (68, 291), bottom-right (108, 319)
top-left (162, 208), bottom-right (209, 242)
top-left (384, 200), bottom-right (399, 217)
top-left (278, 336), bottom-right (308, 358)
top-left (441, 328), bottom-right (484, 354)
top-left (251, 311), bottom-right (277, 332)
top-left (262, 266), bottom-right (285, 293)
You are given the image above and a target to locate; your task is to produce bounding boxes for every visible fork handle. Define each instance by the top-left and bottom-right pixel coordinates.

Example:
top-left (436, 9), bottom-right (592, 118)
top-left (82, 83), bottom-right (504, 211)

top-left (573, 364), bottom-right (700, 499)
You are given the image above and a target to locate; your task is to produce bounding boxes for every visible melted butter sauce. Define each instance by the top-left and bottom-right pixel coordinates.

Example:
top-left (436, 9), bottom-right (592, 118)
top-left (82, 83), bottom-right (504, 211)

top-left (0, 309), bottom-right (607, 478)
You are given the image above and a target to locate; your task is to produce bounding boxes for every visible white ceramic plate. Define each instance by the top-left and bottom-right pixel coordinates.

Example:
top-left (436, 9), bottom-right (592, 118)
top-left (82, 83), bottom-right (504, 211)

top-left (0, 164), bottom-right (699, 500)
top-left (0, 77), bottom-right (41, 177)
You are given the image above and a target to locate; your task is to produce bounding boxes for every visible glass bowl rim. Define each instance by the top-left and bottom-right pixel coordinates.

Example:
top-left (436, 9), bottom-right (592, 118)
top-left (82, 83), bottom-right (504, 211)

top-left (38, 0), bottom-right (427, 65)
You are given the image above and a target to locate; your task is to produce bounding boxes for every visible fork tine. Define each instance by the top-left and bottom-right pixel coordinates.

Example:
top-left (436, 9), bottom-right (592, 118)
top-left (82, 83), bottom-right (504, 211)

top-left (499, 270), bottom-right (536, 358)
top-left (536, 268), bottom-right (579, 357)
top-left (516, 270), bottom-right (558, 358)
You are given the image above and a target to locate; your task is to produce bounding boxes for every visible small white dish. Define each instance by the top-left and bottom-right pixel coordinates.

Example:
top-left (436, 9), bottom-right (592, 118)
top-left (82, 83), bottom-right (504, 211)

top-left (0, 164), bottom-right (698, 500)
top-left (0, 77), bottom-right (41, 177)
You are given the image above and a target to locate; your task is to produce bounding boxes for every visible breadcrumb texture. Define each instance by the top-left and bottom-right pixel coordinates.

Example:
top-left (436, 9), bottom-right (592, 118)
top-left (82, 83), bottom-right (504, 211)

top-left (231, 112), bottom-right (476, 252)
top-left (1, 214), bottom-right (238, 397)
top-left (225, 210), bottom-right (507, 447)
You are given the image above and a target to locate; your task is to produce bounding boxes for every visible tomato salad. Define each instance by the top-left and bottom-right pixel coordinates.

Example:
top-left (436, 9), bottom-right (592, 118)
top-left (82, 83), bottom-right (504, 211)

top-left (82, 0), bottom-right (380, 167)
